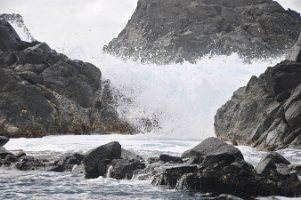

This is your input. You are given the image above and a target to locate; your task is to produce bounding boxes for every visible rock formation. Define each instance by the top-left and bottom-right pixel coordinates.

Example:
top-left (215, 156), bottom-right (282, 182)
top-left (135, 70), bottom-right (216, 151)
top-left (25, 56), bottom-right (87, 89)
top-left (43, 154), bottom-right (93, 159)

top-left (215, 34), bottom-right (301, 150)
top-left (104, 0), bottom-right (301, 64)
top-left (0, 16), bottom-right (132, 137)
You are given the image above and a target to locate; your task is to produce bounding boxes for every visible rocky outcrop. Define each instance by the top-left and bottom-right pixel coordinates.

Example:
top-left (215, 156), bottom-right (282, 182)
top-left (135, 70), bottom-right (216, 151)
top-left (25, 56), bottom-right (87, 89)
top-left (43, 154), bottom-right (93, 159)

top-left (104, 0), bottom-right (301, 64)
top-left (0, 16), bottom-right (133, 137)
top-left (152, 138), bottom-right (301, 198)
top-left (214, 59), bottom-right (301, 150)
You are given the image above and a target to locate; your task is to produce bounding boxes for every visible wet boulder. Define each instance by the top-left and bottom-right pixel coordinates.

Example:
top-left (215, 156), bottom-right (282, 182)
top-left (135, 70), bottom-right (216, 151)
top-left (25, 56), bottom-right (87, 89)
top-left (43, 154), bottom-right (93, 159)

top-left (109, 159), bottom-right (146, 179)
top-left (83, 141), bottom-right (121, 178)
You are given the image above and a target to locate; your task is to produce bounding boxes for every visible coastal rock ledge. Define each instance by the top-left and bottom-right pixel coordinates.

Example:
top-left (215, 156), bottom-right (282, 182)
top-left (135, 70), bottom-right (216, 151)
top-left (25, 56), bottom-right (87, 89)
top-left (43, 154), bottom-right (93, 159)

top-left (0, 15), bottom-right (132, 137)
top-left (104, 0), bottom-right (301, 64)
top-left (215, 38), bottom-right (301, 150)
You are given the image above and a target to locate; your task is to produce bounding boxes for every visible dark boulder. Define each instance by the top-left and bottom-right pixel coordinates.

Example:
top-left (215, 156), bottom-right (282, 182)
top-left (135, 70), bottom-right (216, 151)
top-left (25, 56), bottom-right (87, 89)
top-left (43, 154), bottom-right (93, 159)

top-left (104, 0), bottom-right (301, 64)
top-left (83, 141), bottom-right (121, 178)
top-left (50, 152), bottom-right (84, 172)
top-left (0, 15), bottom-right (133, 137)
top-left (182, 137), bottom-right (243, 160)
top-left (215, 60), bottom-right (301, 150)
top-left (109, 159), bottom-right (146, 179)
top-left (0, 136), bottom-right (9, 146)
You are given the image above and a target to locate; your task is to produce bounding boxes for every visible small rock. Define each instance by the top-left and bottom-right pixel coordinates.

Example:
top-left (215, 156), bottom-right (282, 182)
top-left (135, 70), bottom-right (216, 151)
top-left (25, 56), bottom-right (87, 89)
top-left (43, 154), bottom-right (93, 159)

top-left (0, 136), bottom-right (9, 146)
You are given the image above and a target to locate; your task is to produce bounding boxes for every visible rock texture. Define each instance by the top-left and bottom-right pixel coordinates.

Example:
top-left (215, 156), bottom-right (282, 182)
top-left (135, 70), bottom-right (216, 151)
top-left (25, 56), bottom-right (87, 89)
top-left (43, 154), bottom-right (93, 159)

top-left (215, 59), bottom-right (301, 150)
top-left (0, 16), bottom-right (132, 137)
top-left (104, 0), bottom-right (301, 64)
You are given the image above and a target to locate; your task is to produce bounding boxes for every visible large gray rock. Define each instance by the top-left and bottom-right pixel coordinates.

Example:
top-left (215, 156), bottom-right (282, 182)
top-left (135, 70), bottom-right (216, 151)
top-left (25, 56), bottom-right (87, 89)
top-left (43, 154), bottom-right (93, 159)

top-left (104, 0), bottom-right (301, 64)
top-left (0, 15), bottom-right (133, 137)
top-left (83, 141), bottom-right (121, 178)
top-left (215, 60), bottom-right (301, 150)
top-left (182, 137), bottom-right (243, 160)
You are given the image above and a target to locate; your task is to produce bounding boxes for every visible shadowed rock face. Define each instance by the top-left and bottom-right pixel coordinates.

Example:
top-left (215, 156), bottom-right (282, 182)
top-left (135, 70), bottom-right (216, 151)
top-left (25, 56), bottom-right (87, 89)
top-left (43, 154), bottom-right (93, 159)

top-left (104, 0), bottom-right (301, 64)
top-left (214, 60), bottom-right (301, 151)
top-left (0, 17), bottom-right (133, 137)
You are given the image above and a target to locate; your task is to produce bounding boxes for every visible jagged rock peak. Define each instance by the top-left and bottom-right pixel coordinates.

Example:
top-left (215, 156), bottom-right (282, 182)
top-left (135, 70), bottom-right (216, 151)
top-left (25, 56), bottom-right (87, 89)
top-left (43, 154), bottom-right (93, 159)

top-left (104, 0), bottom-right (301, 64)
top-left (0, 13), bottom-right (35, 42)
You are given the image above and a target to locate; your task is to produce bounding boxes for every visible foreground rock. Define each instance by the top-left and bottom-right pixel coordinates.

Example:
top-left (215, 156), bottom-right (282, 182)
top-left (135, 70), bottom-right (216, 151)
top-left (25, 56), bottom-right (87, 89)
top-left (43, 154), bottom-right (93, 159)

top-left (215, 59), bottom-right (301, 150)
top-left (83, 141), bottom-right (122, 178)
top-left (0, 15), bottom-right (132, 137)
top-left (104, 0), bottom-right (301, 64)
top-left (0, 136), bottom-right (9, 146)
top-left (152, 138), bottom-right (301, 198)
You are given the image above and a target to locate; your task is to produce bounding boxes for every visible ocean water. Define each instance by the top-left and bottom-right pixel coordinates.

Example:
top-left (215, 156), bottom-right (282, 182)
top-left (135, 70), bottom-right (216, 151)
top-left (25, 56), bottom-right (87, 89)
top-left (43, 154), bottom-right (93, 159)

top-left (1, 0), bottom-right (301, 199)
top-left (2, 135), bottom-right (301, 200)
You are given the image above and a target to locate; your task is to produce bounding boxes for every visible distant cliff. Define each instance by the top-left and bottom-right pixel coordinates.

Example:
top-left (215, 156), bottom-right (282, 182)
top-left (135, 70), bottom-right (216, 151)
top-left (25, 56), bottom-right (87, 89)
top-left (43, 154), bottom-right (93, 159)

top-left (104, 0), bottom-right (301, 64)
top-left (0, 15), bottom-right (133, 137)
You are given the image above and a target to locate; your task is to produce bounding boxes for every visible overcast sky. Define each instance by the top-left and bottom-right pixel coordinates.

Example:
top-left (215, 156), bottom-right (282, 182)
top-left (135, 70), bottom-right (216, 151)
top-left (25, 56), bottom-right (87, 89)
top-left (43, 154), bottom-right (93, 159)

top-left (0, 0), bottom-right (300, 59)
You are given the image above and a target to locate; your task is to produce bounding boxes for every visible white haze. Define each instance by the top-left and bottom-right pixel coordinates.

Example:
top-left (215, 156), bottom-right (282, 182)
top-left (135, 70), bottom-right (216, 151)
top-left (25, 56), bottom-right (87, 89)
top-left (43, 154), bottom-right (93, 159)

top-left (0, 0), bottom-right (299, 139)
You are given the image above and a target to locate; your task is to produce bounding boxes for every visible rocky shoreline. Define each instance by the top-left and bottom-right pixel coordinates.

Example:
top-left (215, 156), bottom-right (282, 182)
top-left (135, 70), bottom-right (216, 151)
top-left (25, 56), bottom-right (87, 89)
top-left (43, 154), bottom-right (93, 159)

top-left (1, 137), bottom-right (300, 199)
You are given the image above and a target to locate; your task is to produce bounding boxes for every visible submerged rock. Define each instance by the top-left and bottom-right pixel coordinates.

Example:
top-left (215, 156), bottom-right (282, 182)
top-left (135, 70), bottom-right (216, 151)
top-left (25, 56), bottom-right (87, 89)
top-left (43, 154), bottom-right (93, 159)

top-left (215, 60), bottom-right (301, 150)
top-left (104, 0), bottom-right (301, 64)
top-left (109, 159), bottom-right (146, 179)
top-left (0, 15), bottom-right (133, 137)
